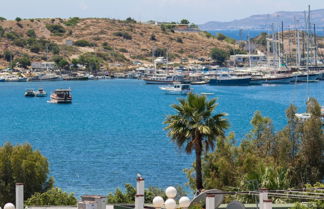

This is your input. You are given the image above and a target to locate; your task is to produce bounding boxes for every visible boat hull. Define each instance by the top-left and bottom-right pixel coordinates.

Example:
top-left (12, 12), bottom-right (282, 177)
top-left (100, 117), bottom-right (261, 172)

top-left (209, 78), bottom-right (251, 86)
top-left (263, 76), bottom-right (295, 84)
top-left (144, 79), bottom-right (175, 85)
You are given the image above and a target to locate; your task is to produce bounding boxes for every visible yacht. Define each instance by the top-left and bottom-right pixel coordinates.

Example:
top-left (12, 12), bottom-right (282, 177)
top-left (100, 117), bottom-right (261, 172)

top-left (49, 89), bottom-right (72, 103)
top-left (144, 74), bottom-right (184, 85)
top-left (159, 83), bottom-right (192, 95)
top-left (35, 88), bottom-right (47, 97)
top-left (25, 89), bottom-right (35, 97)
top-left (209, 73), bottom-right (251, 86)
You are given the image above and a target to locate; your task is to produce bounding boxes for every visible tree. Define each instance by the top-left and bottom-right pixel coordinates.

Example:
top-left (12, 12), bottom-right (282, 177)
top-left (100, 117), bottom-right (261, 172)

top-left (15, 17), bottom-right (22, 22)
top-left (0, 143), bottom-right (53, 206)
top-left (3, 50), bottom-right (14, 62)
top-left (14, 55), bottom-right (31, 68)
top-left (210, 48), bottom-right (229, 66)
top-left (164, 93), bottom-right (229, 191)
top-left (25, 187), bottom-right (77, 206)
top-left (180, 19), bottom-right (190, 24)
top-left (27, 29), bottom-right (36, 38)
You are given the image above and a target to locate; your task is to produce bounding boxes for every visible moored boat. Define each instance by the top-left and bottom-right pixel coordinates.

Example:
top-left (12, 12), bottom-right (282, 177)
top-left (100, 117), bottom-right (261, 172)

top-left (49, 89), bottom-right (72, 103)
top-left (159, 83), bottom-right (192, 95)
top-left (209, 73), bottom-right (251, 86)
top-left (144, 75), bottom-right (184, 85)
top-left (24, 89), bottom-right (35, 97)
top-left (35, 88), bottom-right (47, 97)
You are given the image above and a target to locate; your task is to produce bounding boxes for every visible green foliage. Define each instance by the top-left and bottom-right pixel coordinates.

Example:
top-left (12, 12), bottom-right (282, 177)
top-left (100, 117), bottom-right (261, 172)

top-left (176, 37), bottom-right (183, 43)
top-left (229, 48), bottom-right (246, 55)
top-left (26, 38), bottom-right (60, 54)
top-left (52, 56), bottom-right (69, 70)
top-left (253, 32), bottom-right (267, 47)
top-left (153, 48), bottom-right (166, 57)
top-left (74, 39), bottom-right (96, 47)
top-left (13, 38), bottom-right (26, 47)
top-left (201, 31), bottom-right (214, 39)
top-left (5, 31), bottom-right (20, 40)
top-left (46, 24), bottom-right (66, 36)
top-left (3, 50), bottom-right (14, 62)
top-left (0, 26), bottom-right (4, 37)
top-left (113, 32), bottom-right (132, 40)
top-left (160, 24), bottom-right (176, 33)
top-left (180, 19), bottom-right (190, 24)
top-left (216, 33), bottom-right (236, 44)
top-left (165, 93), bottom-right (229, 190)
top-left (125, 17), bottom-right (136, 24)
top-left (184, 98), bottom-right (324, 200)
top-left (14, 55), bottom-right (31, 68)
top-left (0, 143), bottom-right (53, 206)
top-left (150, 34), bottom-right (157, 41)
top-left (27, 29), bottom-right (36, 38)
top-left (75, 53), bottom-right (103, 71)
top-left (210, 48), bottom-right (229, 65)
top-left (25, 187), bottom-right (77, 206)
top-left (119, 48), bottom-right (128, 53)
top-left (107, 184), bottom-right (186, 204)
top-left (64, 17), bottom-right (80, 26)
top-left (0, 17), bottom-right (6, 21)
top-left (15, 17), bottom-right (22, 22)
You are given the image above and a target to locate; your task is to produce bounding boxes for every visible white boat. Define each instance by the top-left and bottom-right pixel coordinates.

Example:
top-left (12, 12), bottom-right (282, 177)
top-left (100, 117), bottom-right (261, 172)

top-left (159, 83), bottom-right (192, 95)
top-left (144, 74), bottom-right (184, 85)
top-left (35, 88), bottom-right (47, 97)
top-left (49, 89), bottom-right (72, 103)
top-left (295, 112), bottom-right (311, 121)
top-left (24, 89), bottom-right (35, 97)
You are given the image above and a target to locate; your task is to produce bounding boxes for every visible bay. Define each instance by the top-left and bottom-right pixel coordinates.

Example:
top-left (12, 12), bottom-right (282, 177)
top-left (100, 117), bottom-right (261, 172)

top-left (0, 80), bottom-right (323, 196)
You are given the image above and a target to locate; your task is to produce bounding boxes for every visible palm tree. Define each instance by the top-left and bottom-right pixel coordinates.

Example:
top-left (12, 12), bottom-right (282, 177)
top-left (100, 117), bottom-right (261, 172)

top-left (164, 93), bottom-right (229, 191)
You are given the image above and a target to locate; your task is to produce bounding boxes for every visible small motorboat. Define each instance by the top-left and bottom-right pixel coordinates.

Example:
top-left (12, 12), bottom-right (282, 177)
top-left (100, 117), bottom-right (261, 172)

top-left (35, 88), bottom-right (47, 97)
top-left (49, 89), bottom-right (72, 103)
top-left (25, 89), bottom-right (35, 97)
top-left (159, 82), bottom-right (192, 95)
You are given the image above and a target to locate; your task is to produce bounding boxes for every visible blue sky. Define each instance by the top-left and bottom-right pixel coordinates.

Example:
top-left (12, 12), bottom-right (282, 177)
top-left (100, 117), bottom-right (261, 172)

top-left (0, 0), bottom-right (322, 24)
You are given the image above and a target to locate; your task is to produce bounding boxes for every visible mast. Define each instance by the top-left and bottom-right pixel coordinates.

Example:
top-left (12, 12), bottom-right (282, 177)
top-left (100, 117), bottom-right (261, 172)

top-left (247, 32), bottom-right (252, 68)
top-left (313, 24), bottom-right (317, 66)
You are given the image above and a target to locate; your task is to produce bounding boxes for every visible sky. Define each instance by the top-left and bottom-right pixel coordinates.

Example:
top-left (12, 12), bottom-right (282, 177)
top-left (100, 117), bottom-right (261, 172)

top-left (0, 0), bottom-right (323, 24)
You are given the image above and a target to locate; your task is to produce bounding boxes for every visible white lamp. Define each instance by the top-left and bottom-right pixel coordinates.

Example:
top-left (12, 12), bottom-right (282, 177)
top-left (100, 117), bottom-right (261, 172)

top-left (179, 196), bottom-right (191, 208)
top-left (4, 203), bottom-right (15, 209)
top-left (165, 199), bottom-right (177, 209)
top-left (165, 186), bottom-right (177, 199)
top-left (153, 196), bottom-right (164, 208)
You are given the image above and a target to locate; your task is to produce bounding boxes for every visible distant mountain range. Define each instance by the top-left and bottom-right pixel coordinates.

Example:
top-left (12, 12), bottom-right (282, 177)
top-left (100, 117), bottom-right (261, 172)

top-left (199, 9), bottom-right (324, 31)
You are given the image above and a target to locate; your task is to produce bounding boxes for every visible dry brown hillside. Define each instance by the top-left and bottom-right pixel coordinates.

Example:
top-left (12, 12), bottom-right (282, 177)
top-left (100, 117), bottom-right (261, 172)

top-left (0, 18), bottom-right (236, 70)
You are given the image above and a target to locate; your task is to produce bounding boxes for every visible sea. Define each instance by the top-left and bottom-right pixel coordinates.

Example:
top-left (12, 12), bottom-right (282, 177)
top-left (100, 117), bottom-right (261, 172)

top-left (208, 29), bottom-right (324, 40)
top-left (0, 80), bottom-right (323, 197)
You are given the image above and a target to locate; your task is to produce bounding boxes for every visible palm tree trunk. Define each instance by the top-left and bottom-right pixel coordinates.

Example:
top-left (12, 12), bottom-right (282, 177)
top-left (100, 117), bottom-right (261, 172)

top-left (195, 146), bottom-right (203, 191)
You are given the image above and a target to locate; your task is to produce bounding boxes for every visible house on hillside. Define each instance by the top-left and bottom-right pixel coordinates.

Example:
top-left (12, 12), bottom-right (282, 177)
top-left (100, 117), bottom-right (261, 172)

top-left (31, 62), bottom-right (56, 71)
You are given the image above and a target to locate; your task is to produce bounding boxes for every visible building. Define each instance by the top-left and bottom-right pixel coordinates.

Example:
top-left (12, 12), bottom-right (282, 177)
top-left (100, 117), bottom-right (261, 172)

top-left (229, 54), bottom-right (267, 66)
top-left (31, 62), bottom-right (56, 71)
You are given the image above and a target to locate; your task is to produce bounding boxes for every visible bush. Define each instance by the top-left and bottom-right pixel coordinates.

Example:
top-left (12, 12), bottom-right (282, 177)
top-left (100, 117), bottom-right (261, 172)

top-left (0, 17), bottom-right (6, 21)
top-left (150, 34), bottom-right (157, 41)
top-left (27, 29), bottom-right (36, 38)
top-left (25, 187), bottom-right (77, 206)
top-left (153, 48), bottom-right (166, 57)
top-left (46, 24), bottom-right (66, 36)
top-left (0, 26), bottom-right (4, 37)
top-left (13, 38), bottom-right (26, 47)
top-left (119, 48), bottom-right (128, 53)
top-left (113, 32), bottom-right (132, 40)
top-left (3, 50), bottom-right (14, 62)
top-left (180, 19), bottom-right (190, 24)
top-left (64, 17), bottom-right (80, 26)
top-left (125, 17), bottom-right (136, 23)
top-left (210, 48), bottom-right (229, 65)
top-left (14, 55), bottom-right (31, 68)
top-left (74, 39), bottom-right (96, 47)
top-left (0, 143), bottom-right (53, 206)
top-left (5, 31), bottom-right (20, 40)
top-left (176, 37), bottom-right (183, 43)
top-left (15, 17), bottom-right (22, 22)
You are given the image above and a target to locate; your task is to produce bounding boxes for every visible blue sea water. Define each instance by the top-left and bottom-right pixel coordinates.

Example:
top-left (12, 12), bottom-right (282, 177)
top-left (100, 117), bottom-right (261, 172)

top-left (0, 80), bottom-right (323, 197)
top-left (208, 30), bottom-right (324, 40)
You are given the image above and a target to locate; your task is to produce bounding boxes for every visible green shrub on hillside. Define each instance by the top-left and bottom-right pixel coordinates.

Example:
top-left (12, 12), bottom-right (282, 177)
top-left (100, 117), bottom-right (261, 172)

top-left (13, 54), bottom-right (31, 68)
top-left (210, 48), bottom-right (229, 65)
top-left (125, 17), bottom-right (136, 24)
top-left (46, 24), bottom-right (66, 36)
top-left (3, 50), bottom-right (14, 62)
top-left (27, 29), bottom-right (36, 38)
top-left (74, 39), bottom-right (96, 47)
top-left (5, 31), bottom-right (20, 40)
top-left (0, 26), bottom-right (5, 37)
top-left (13, 38), bottom-right (26, 47)
top-left (113, 31), bottom-right (132, 40)
top-left (15, 17), bottom-right (22, 22)
top-left (64, 17), bottom-right (80, 26)
top-left (0, 17), bottom-right (6, 21)
top-left (25, 187), bottom-right (77, 206)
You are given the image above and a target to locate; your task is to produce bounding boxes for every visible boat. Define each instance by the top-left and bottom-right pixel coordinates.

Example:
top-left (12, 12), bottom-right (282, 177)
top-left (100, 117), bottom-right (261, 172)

top-left (294, 71), bottom-right (321, 82)
top-left (24, 89), bottom-right (35, 97)
top-left (49, 89), bottom-right (72, 103)
top-left (0, 78), bottom-right (5, 82)
top-left (35, 88), bottom-right (47, 97)
top-left (191, 80), bottom-right (208, 85)
top-left (144, 75), bottom-right (184, 85)
top-left (295, 112), bottom-right (311, 121)
top-left (262, 74), bottom-right (295, 84)
top-left (159, 83), bottom-right (192, 95)
top-left (209, 73), bottom-right (251, 86)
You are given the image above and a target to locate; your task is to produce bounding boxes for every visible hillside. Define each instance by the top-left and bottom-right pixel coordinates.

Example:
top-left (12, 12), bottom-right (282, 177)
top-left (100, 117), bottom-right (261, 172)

top-left (199, 9), bottom-right (324, 30)
top-left (0, 18), bottom-right (235, 70)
